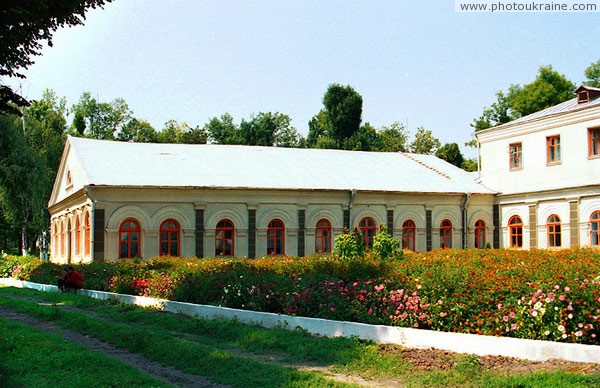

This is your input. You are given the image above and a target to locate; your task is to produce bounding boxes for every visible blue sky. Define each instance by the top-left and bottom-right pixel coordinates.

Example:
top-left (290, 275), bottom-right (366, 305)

top-left (10, 1), bottom-right (600, 157)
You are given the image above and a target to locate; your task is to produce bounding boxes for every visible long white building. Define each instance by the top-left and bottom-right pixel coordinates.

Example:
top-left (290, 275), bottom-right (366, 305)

top-left (48, 85), bottom-right (600, 263)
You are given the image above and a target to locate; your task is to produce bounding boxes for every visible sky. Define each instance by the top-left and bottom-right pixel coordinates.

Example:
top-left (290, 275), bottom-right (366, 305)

top-left (9, 1), bottom-right (600, 157)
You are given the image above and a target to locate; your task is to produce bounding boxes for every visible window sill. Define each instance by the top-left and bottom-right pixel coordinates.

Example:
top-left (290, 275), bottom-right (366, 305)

top-left (546, 161), bottom-right (562, 167)
top-left (509, 167), bottom-right (523, 172)
top-left (588, 154), bottom-right (600, 160)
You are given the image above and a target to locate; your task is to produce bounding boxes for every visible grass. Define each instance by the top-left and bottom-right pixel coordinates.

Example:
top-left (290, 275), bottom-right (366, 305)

top-left (1, 286), bottom-right (599, 387)
top-left (0, 318), bottom-right (168, 387)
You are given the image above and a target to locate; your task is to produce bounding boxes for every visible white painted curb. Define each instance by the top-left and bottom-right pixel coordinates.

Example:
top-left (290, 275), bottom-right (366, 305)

top-left (2, 278), bottom-right (599, 364)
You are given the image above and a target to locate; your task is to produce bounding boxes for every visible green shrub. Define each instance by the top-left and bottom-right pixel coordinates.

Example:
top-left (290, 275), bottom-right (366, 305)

top-left (372, 225), bottom-right (402, 261)
top-left (333, 227), bottom-right (365, 260)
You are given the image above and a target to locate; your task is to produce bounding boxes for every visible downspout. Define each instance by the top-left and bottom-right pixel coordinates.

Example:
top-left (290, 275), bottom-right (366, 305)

top-left (462, 193), bottom-right (472, 249)
top-left (346, 189), bottom-right (357, 231)
top-left (84, 186), bottom-right (95, 261)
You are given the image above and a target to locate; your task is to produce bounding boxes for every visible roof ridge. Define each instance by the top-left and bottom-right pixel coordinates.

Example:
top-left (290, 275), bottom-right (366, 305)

top-left (402, 153), bottom-right (451, 180)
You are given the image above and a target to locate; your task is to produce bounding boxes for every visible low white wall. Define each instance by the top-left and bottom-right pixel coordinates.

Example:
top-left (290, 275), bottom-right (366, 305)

top-left (1, 278), bottom-right (598, 364)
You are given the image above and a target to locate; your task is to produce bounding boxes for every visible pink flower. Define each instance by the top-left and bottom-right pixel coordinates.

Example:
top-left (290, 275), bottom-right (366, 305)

top-left (554, 284), bottom-right (560, 290)
top-left (497, 303), bottom-right (503, 309)
top-left (564, 286), bottom-right (570, 292)
top-left (330, 307), bottom-right (335, 312)
top-left (575, 331), bottom-right (583, 337)
top-left (567, 304), bottom-right (573, 311)
top-left (559, 295), bottom-right (566, 301)
top-left (511, 323), bottom-right (518, 330)
top-left (368, 308), bottom-right (373, 315)
top-left (503, 315), bottom-right (509, 322)
top-left (509, 311), bottom-right (515, 319)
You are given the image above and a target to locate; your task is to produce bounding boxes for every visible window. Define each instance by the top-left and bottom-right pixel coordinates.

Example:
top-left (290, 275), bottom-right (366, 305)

top-left (547, 215), bottom-right (561, 248)
top-left (590, 211), bottom-right (600, 246)
top-left (66, 170), bottom-right (73, 187)
top-left (215, 219), bottom-right (234, 256)
top-left (509, 216), bottom-right (523, 248)
top-left (75, 218), bottom-right (81, 256)
top-left (267, 219), bottom-right (285, 255)
top-left (119, 219), bottom-right (141, 258)
top-left (359, 217), bottom-right (377, 248)
top-left (159, 219), bottom-right (180, 256)
top-left (547, 135), bottom-right (561, 164)
top-left (84, 213), bottom-right (91, 256)
top-left (60, 223), bottom-right (65, 256)
top-left (315, 219), bottom-right (332, 253)
top-left (440, 219), bottom-right (452, 249)
top-left (589, 127), bottom-right (600, 158)
top-left (402, 220), bottom-right (416, 251)
top-left (509, 143), bottom-right (522, 170)
top-left (474, 220), bottom-right (486, 248)
top-left (578, 90), bottom-right (590, 104)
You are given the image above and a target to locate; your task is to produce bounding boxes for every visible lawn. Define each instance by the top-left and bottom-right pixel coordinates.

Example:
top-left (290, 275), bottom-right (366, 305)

top-left (1, 286), bottom-right (599, 387)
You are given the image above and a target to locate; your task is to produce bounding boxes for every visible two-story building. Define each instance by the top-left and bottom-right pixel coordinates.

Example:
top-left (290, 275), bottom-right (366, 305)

top-left (477, 85), bottom-right (600, 249)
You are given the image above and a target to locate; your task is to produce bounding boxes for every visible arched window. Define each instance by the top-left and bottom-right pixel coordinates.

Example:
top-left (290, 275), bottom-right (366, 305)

top-left (474, 220), bottom-right (486, 249)
top-left (267, 219), bottom-right (285, 255)
top-left (60, 222), bottom-right (65, 257)
top-left (509, 216), bottom-right (523, 248)
top-left (359, 217), bottom-right (377, 248)
top-left (160, 219), bottom-right (180, 256)
top-left (591, 211), bottom-right (600, 246)
top-left (119, 219), bottom-right (141, 258)
top-left (440, 219), bottom-right (453, 249)
top-left (84, 213), bottom-right (91, 256)
top-left (315, 219), bottom-right (332, 253)
top-left (75, 218), bottom-right (81, 256)
top-left (215, 219), bottom-right (234, 256)
top-left (547, 215), bottom-right (561, 248)
top-left (402, 220), bottom-right (416, 251)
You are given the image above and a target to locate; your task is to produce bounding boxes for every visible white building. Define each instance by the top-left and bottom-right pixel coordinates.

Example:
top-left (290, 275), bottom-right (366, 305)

top-left (48, 85), bottom-right (600, 263)
top-left (477, 84), bottom-right (600, 249)
top-left (48, 137), bottom-right (495, 263)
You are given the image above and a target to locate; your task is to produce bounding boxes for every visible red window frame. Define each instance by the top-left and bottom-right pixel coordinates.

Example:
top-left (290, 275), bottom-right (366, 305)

top-left (402, 219), bottom-right (416, 251)
top-left (359, 217), bottom-right (377, 248)
top-left (159, 219), bottom-right (180, 256)
top-left (509, 143), bottom-right (522, 170)
top-left (546, 135), bottom-right (561, 164)
top-left (474, 219), bottom-right (486, 248)
top-left (84, 213), bottom-right (91, 256)
top-left (509, 216), bottom-right (523, 248)
top-left (440, 219), bottom-right (452, 249)
top-left (589, 127), bottom-right (600, 158)
top-left (591, 211), bottom-right (600, 247)
top-left (315, 218), bottom-right (332, 253)
top-left (75, 218), bottom-right (81, 256)
top-left (215, 219), bottom-right (235, 256)
top-left (547, 215), bottom-right (561, 247)
top-left (267, 219), bottom-right (285, 255)
top-left (119, 218), bottom-right (141, 259)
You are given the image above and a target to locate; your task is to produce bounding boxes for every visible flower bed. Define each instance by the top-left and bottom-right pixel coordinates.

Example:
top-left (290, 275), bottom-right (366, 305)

top-left (1, 249), bottom-right (599, 345)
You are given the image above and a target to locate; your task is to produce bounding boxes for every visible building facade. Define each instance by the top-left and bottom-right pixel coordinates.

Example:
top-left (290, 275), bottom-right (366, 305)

top-left (477, 85), bottom-right (600, 249)
top-left (48, 138), bottom-right (495, 263)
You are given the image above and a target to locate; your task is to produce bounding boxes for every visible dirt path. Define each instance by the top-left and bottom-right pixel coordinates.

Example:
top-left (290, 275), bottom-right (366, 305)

top-left (0, 305), bottom-right (228, 388)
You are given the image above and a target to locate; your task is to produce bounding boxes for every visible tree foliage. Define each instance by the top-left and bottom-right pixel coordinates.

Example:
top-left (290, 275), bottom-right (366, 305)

top-left (436, 143), bottom-right (464, 168)
top-left (322, 84), bottom-right (363, 146)
top-left (409, 127), bottom-right (441, 154)
top-left (1, 0), bottom-right (113, 114)
top-left (584, 59), bottom-right (600, 88)
top-left (472, 65), bottom-right (575, 131)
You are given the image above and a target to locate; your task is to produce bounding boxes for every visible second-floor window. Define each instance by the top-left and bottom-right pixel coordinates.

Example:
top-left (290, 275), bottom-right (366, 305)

top-left (509, 143), bottom-right (522, 170)
top-left (547, 135), bottom-right (561, 164)
top-left (589, 127), bottom-right (600, 158)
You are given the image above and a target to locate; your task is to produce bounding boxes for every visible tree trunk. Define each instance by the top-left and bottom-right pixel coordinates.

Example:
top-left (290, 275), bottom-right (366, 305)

top-left (21, 219), bottom-right (28, 256)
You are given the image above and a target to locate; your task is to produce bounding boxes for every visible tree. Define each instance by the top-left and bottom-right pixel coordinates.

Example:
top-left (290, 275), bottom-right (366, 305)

top-left (306, 110), bottom-right (331, 147)
top-left (205, 113), bottom-right (240, 144)
top-left (117, 119), bottom-right (158, 143)
top-left (322, 84), bottom-right (363, 146)
top-left (409, 127), bottom-right (441, 154)
top-left (373, 121), bottom-right (409, 152)
top-left (436, 143), bottom-right (464, 168)
top-left (472, 65), bottom-right (575, 131)
top-left (156, 120), bottom-right (207, 144)
top-left (343, 123), bottom-right (377, 151)
top-left (70, 92), bottom-right (132, 139)
top-left (239, 112), bottom-right (293, 146)
top-left (461, 158), bottom-right (478, 172)
top-left (584, 59), bottom-right (600, 88)
top-left (1, 0), bottom-right (112, 114)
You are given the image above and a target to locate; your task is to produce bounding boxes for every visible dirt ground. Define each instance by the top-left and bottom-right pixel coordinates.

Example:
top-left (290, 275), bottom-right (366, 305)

top-left (1, 300), bottom-right (598, 387)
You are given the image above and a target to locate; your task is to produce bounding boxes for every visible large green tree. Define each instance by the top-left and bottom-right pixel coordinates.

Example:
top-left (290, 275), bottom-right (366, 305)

top-left (472, 65), bottom-right (575, 131)
top-left (436, 143), bottom-right (464, 168)
top-left (205, 113), bottom-right (240, 144)
top-left (373, 121), bottom-right (409, 152)
top-left (1, 0), bottom-right (112, 114)
top-left (409, 127), bottom-right (441, 154)
top-left (116, 118), bottom-right (158, 143)
top-left (321, 84), bottom-right (363, 147)
top-left (584, 59), bottom-right (600, 88)
top-left (239, 112), bottom-right (295, 146)
top-left (71, 92), bottom-right (132, 140)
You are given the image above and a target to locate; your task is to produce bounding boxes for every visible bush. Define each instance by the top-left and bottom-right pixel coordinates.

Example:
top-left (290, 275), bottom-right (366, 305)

top-left (372, 225), bottom-right (402, 260)
top-left (333, 227), bottom-right (365, 260)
